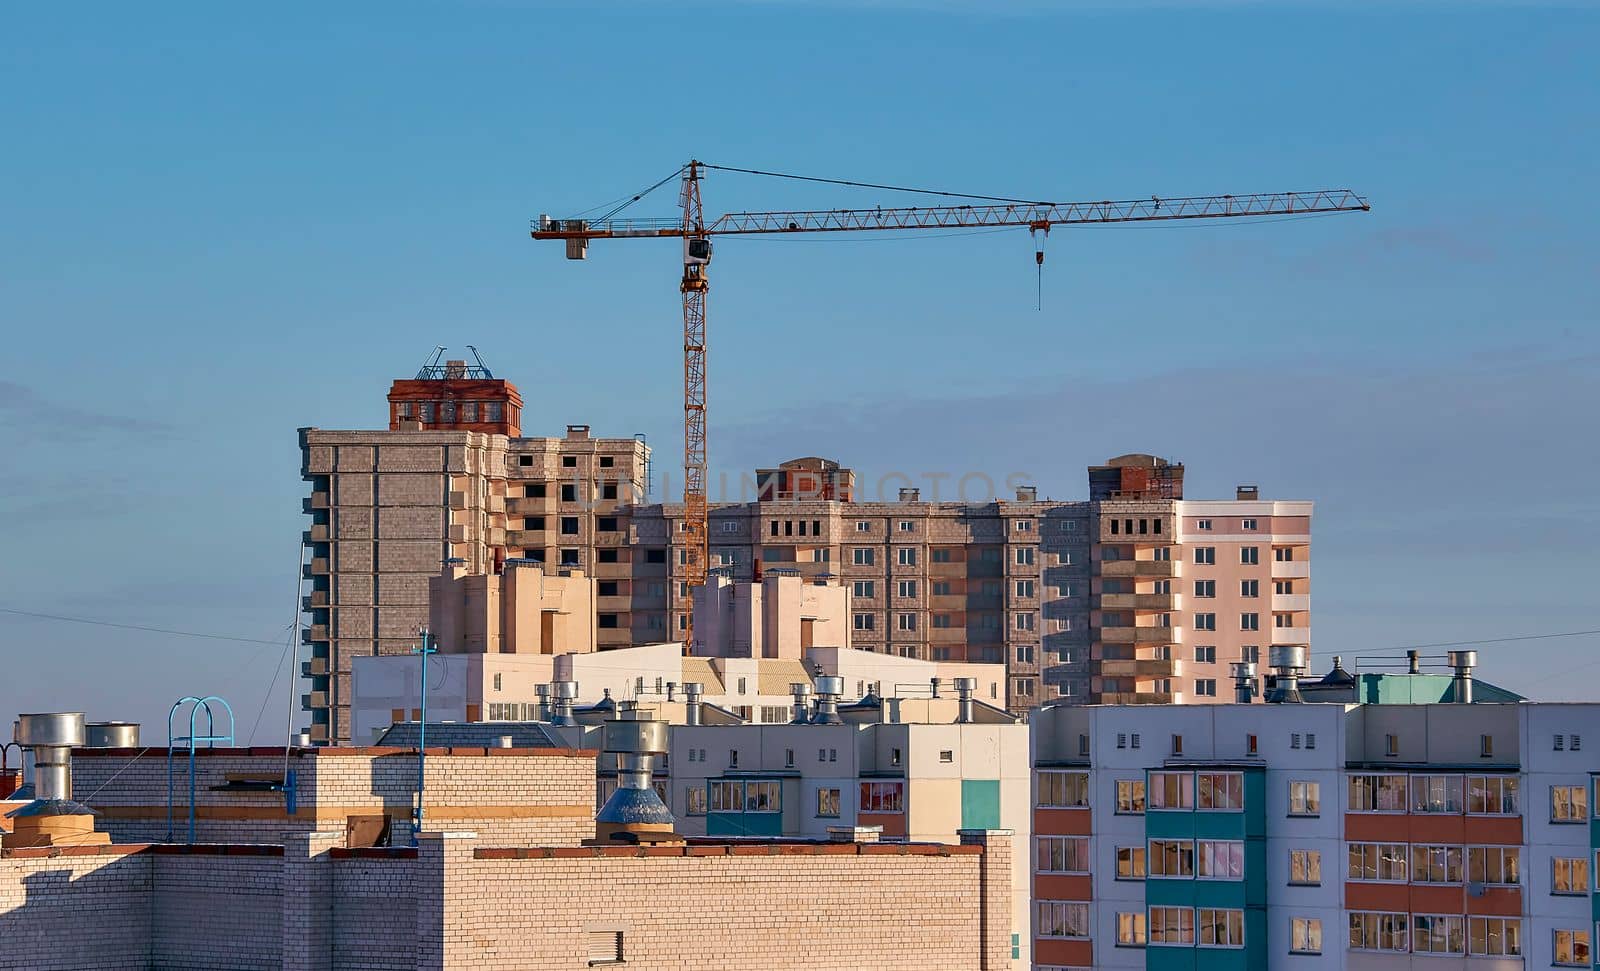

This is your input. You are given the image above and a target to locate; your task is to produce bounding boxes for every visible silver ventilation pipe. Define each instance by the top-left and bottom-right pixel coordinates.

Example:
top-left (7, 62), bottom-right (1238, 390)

top-left (549, 681), bottom-right (579, 726)
top-left (1265, 646), bottom-right (1307, 704)
top-left (811, 676), bottom-right (844, 725)
top-left (953, 677), bottom-right (977, 724)
top-left (1230, 663), bottom-right (1257, 704)
top-left (14, 712), bottom-right (85, 801)
top-left (683, 682), bottom-right (703, 726)
top-left (534, 683), bottom-right (553, 722)
top-left (84, 722), bottom-right (140, 748)
top-left (790, 683), bottom-right (813, 724)
top-left (1448, 650), bottom-right (1477, 704)
top-left (1407, 650), bottom-right (1421, 674)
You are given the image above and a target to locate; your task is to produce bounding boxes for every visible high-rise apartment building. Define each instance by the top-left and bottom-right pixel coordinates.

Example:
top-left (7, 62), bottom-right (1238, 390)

top-left (302, 364), bottom-right (1313, 738)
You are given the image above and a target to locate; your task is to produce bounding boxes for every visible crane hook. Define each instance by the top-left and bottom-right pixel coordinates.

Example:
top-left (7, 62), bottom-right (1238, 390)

top-left (1030, 223), bottom-right (1050, 311)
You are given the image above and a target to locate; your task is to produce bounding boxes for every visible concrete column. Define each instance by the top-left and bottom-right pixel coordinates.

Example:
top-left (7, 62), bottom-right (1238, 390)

top-left (958, 828), bottom-right (1015, 971)
top-left (414, 831), bottom-right (479, 971)
top-left (281, 830), bottom-right (344, 971)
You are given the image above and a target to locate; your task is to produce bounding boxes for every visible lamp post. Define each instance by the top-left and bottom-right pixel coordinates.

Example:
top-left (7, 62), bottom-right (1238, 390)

top-left (410, 626), bottom-right (437, 846)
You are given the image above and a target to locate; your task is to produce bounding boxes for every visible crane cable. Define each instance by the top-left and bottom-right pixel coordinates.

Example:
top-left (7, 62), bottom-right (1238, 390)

top-left (700, 162), bottom-right (1054, 205)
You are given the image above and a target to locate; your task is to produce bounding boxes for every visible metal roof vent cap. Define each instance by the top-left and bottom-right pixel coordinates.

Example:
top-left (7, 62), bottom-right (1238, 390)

top-left (953, 677), bottom-right (977, 723)
top-left (682, 682), bottom-right (704, 726)
top-left (1448, 650), bottom-right (1477, 704)
top-left (1230, 662), bottom-right (1258, 704)
top-left (1264, 646), bottom-right (1307, 704)
top-left (549, 681), bottom-right (580, 726)
top-left (790, 683), bottom-right (813, 724)
top-left (593, 713), bottom-right (678, 843)
top-left (811, 676), bottom-right (845, 725)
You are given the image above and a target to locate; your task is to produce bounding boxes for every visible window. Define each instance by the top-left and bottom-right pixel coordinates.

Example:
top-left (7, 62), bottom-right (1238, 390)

top-left (561, 455), bottom-right (578, 468)
top-left (897, 519), bottom-right (913, 532)
top-left (1551, 784), bottom-right (1587, 821)
top-left (1289, 781), bottom-right (1321, 816)
top-left (1348, 843), bottom-right (1409, 881)
top-left (1467, 775), bottom-right (1520, 814)
top-left (1292, 918), bottom-right (1322, 954)
top-left (1349, 912), bottom-right (1409, 952)
top-left (1037, 771), bottom-right (1089, 808)
top-left (1198, 908), bottom-right (1245, 947)
top-left (1194, 612), bottom-right (1217, 631)
top-left (1037, 836), bottom-right (1091, 874)
top-left (1275, 545), bottom-right (1295, 561)
top-left (1349, 774), bottom-right (1408, 812)
top-left (1117, 911), bottom-right (1147, 947)
top-left (1468, 846), bottom-right (1520, 885)
top-left (896, 613), bottom-right (916, 631)
top-left (685, 786), bottom-right (707, 816)
top-left (1149, 772), bottom-right (1194, 809)
top-left (1015, 579), bottom-right (1034, 598)
top-left (1242, 518), bottom-right (1258, 530)
top-left (897, 579), bottom-right (917, 598)
top-left (931, 581), bottom-right (951, 596)
top-left (938, 749), bottom-right (954, 763)
top-left (852, 548), bottom-right (875, 565)
top-left (1116, 779), bottom-right (1146, 814)
top-left (1197, 773), bottom-right (1243, 810)
top-left (1015, 547), bottom-right (1035, 565)
top-left (896, 548), bottom-right (916, 566)
top-left (852, 580), bottom-right (875, 598)
top-left (1196, 518), bottom-right (1212, 530)
top-left (1014, 613), bottom-right (1035, 631)
top-left (1240, 579), bottom-right (1258, 597)
top-left (1194, 546), bottom-right (1216, 565)
top-left (645, 548), bottom-right (666, 564)
top-left (815, 787), bottom-right (840, 818)
top-left (708, 781), bottom-right (742, 812)
top-left (853, 613), bottom-right (875, 631)
top-left (1410, 845), bottom-right (1463, 883)
top-left (1413, 915), bottom-right (1466, 955)
top-left (932, 614), bottom-right (952, 629)
top-left (1116, 845), bottom-right (1146, 879)
top-left (1554, 930), bottom-right (1590, 967)
top-left (1149, 839), bottom-right (1195, 877)
top-left (1194, 645), bottom-right (1216, 663)
top-left (1192, 579), bottom-right (1216, 598)
top-left (1553, 856), bottom-right (1589, 894)
top-left (560, 548), bottom-right (579, 566)
top-left (1037, 901), bottom-right (1090, 940)
top-left (1411, 774), bottom-right (1464, 813)
top-left (1149, 906), bottom-right (1195, 945)
top-left (1016, 519), bottom-right (1033, 532)
top-left (1480, 734), bottom-right (1494, 757)
top-left (744, 781), bottom-right (780, 812)
top-left (1197, 840), bottom-right (1245, 879)
top-left (859, 782), bottom-right (903, 812)
top-left (1240, 612), bottom-right (1259, 631)
top-left (1469, 917), bottom-right (1521, 956)
top-left (1240, 546), bottom-right (1259, 565)
top-left (931, 548), bottom-right (951, 563)
top-left (1195, 679), bottom-right (1217, 697)
top-left (1290, 849), bottom-right (1321, 885)
top-left (560, 484), bottom-right (577, 502)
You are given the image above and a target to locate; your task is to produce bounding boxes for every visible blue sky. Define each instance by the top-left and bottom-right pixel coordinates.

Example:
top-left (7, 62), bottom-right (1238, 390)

top-left (3, 1), bottom-right (1597, 737)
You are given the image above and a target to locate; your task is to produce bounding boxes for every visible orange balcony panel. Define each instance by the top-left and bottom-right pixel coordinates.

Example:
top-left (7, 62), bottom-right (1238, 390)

top-left (1034, 807), bottom-right (1092, 836)
top-left (1344, 814), bottom-right (1413, 843)
top-left (1406, 815), bottom-right (1464, 843)
top-left (1035, 873), bottom-right (1092, 901)
top-left (1034, 939), bottom-right (1092, 968)
top-left (1345, 881), bottom-right (1410, 913)
top-left (1409, 884), bottom-right (1464, 915)
top-left (1467, 886), bottom-right (1521, 917)
top-left (1464, 815), bottom-right (1523, 845)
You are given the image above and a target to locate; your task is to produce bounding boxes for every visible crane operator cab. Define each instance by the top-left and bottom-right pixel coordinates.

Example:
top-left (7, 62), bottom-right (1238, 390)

top-left (685, 236), bottom-right (712, 266)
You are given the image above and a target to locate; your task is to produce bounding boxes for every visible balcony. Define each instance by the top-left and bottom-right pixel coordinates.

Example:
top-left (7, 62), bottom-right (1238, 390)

top-left (1098, 559), bottom-right (1177, 578)
top-left (306, 492), bottom-right (330, 511)
top-left (1100, 625), bottom-right (1180, 645)
top-left (306, 557), bottom-right (330, 576)
top-left (1097, 691), bottom-right (1175, 705)
top-left (448, 491), bottom-right (467, 510)
top-left (307, 724), bottom-right (330, 743)
top-left (596, 595), bottom-right (632, 613)
top-left (506, 496), bottom-right (557, 516)
top-left (929, 595), bottom-right (965, 611)
top-left (302, 690), bottom-right (329, 710)
top-left (929, 628), bottom-right (965, 645)
top-left (506, 529), bottom-right (547, 549)
top-left (302, 590), bottom-right (329, 610)
top-left (1098, 658), bottom-right (1181, 679)
top-left (1100, 592), bottom-right (1179, 611)
top-left (1270, 560), bottom-right (1311, 579)
top-left (1271, 594), bottom-right (1311, 612)
top-left (448, 523), bottom-right (468, 542)
top-left (928, 562), bottom-right (966, 578)
top-left (597, 628), bottom-right (632, 647)
top-left (303, 524), bottom-right (330, 543)
top-left (301, 657), bottom-right (329, 677)
top-left (593, 562), bottom-right (632, 579)
top-left (1270, 626), bottom-right (1310, 645)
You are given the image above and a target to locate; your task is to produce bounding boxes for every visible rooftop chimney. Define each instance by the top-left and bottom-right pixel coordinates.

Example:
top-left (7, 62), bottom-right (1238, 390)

top-left (591, 705), bottom-right (681, 845)
top-left (534, 683), bottom-right (553, 722)
top-left (549, 682), bottom-right (579, 726)
top-left (683, 682), bottom-right (703, 725)
top-left (1448, 650), bottom-right (1477, 704)
top-left (4, 712), bottom-right (109, 849)
top-left (898, 487), bottom-right (921, 502)
top-left (665, 682), bottom-right (676, 702)
top-left (1407, 650), bottom-right (1421, 674)
top-left (790, 683), bottom-right (813, 724)
top-left (1236, 485), bottom-right (1259, 500)
top-left (1264, 646), bottom-right (1307, 704)
top-left (1230, 662), bottom-right (1258, 704)
top-left (953, 677), bottom-right (977, 724)
top-left (929, 677), bottom-right (942, 699)
top-left (811, 676), bottom-right (844, 725)
top-left (1015, 485), bottom-right (1037, 502)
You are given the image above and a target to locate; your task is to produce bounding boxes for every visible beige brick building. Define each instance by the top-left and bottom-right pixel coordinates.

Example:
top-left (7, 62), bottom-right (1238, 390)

top-left (302, 372), bottom-right (1312, 738)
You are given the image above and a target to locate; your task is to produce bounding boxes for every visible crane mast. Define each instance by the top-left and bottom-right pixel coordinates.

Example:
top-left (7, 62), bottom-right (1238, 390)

top-left (532, 161), bottom-right (1370, 657)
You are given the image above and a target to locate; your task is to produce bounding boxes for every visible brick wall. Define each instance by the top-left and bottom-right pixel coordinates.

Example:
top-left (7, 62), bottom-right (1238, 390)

top-left (0, 847), bottom-right (152, 970)
top-left (72, 747), bottom-right (597, 848)
top-left (151, 850), bottom-right (283, 970)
